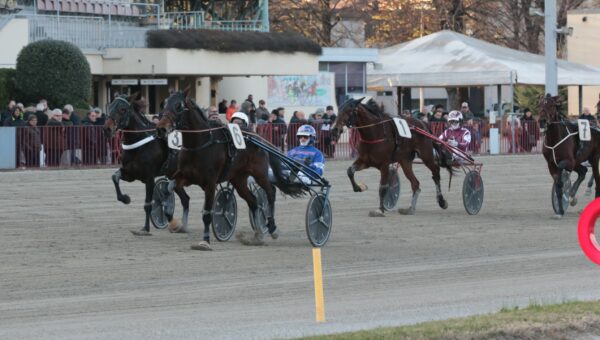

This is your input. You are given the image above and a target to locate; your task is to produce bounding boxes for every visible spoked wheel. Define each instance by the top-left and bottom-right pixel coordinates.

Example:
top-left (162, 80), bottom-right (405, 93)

top-left (212, 184), bottom-right (237, 241)
top-left (249, 183), bottom-right (270, 235)
top-left (150, 177), bottom-right (175, 229)
top-left (462, 171), bottom-right (484, 215)
top-left (383, 168), bottom-right (400, 211)
top-left (552, 172), bottom-right (572, 215)
top-left (306, 193), bottom-right (333, 247)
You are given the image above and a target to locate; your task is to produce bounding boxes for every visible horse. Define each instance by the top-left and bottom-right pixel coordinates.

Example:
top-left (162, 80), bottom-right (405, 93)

top-left (103, 93), bottom-right (190, 235)
top-left (156, 88), bottom-right (304, 250)
top-left (538, 94), bottom-right (600, 218)
top-left (330, 97), bottom-right (454, 217)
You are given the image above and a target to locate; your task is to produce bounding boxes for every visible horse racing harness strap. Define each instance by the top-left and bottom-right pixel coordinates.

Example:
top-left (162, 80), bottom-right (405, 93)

top-left (122, 135), bottom-right (156, 150)
top-left (543, 124), bottom-right (579, 167)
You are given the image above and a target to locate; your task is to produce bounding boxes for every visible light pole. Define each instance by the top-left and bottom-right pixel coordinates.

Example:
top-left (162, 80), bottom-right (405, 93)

top-left (544, 0), bottom-right (558, 96)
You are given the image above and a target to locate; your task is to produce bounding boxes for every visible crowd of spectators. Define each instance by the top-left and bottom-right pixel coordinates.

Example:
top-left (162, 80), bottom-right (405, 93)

top-left (1, 99), bottom-right (108, 168)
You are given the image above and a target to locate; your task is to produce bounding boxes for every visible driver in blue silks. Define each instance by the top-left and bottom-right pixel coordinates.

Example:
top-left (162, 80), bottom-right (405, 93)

top-left (287, 124), bottom-right (325, 184)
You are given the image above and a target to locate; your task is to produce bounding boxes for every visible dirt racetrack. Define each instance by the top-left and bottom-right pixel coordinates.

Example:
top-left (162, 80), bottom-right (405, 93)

top-left (1, 154), bottom-right (600, 339)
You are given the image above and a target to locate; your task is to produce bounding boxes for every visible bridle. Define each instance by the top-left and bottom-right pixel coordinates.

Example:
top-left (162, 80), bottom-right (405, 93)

top-left (540, 96), bottom-right (578, 166)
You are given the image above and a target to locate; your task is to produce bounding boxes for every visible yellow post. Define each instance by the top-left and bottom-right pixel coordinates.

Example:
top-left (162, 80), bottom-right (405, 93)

top-left (312, 247), bottom-right (325, 322)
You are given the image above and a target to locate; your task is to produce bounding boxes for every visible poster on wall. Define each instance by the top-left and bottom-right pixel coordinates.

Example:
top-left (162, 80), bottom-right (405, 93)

top-left (267, 73), bottom-right (334, 107)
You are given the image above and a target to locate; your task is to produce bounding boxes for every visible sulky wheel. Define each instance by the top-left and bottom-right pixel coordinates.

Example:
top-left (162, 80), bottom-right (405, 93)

top-left (551, 172), bottom-right (572, 215)
top-left (249, 183), bottom-right (270, 235)
top-left (462, 171), bottom-right (484, 215)
top-left (306, 193), bottom-right (333, 247)
top-left (383, 168), bottom-right (400, 211)
top-left (212, 185), bottom-right (237, 241)
top-left (150, 177), bottom-right (175, 229)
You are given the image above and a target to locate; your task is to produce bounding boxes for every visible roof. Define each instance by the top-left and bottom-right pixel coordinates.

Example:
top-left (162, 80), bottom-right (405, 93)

top-left (319, 47), bottom-right (378, 63)
top-left (146, 29), bottom-right (322, 55)
top-left (368, 30), bottom-right (600, 87)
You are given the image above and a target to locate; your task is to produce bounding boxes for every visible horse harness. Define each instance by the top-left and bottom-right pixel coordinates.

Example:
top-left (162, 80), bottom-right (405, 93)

top-left (543, 120), bottom-right (579, 167)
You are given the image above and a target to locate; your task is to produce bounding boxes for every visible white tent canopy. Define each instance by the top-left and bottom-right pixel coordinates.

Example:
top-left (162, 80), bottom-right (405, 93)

top-left (368, 30), bottom-right (600, 87)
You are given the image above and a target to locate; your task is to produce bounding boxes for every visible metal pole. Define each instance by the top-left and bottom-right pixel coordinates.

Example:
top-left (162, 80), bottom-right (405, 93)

top-left (510, 71), bottom-right (516, 153)
top-left (545, 0), bottom-right (558, 96)
top-left (579, 85), bottom-right (583, 114)
top-left (260, 0), bottom-right (269, 32)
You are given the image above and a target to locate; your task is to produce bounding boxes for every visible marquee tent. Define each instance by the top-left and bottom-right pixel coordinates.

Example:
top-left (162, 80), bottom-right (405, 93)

top-left (368, 30), bottom-right (600, 87)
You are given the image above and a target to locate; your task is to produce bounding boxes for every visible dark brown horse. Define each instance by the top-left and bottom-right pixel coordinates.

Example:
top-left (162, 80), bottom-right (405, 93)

top-left (330, 98), bottom-right (454, 216)
top-left (538, 94), bottom-right (600, 217)
top-left (156, 89), bottom-right (304, 250)
top-left (104, 93), bottom-right (190, 235)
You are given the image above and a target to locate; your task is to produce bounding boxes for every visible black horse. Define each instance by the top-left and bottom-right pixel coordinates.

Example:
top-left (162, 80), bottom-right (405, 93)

top-left (156, 88), bottom-right (304, 250)
top-left (538, 94), bottom-right (600, 217)
top-left (104, 93), bottom-right (190, 235)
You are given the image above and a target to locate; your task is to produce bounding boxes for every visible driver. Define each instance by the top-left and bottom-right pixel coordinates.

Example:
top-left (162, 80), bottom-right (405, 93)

top-left (230, 111), bottom-right (249, 128)
top-left (439, 110), bottom-right (471, 154)
top-left (287, 124), bottom-right (325, 184)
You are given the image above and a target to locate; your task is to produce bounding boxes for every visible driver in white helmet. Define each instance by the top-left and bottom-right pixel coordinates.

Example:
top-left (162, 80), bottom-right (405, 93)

top-left (230, 111), bottom-right (249, 128)
top-left (439, 110), bottom-right (472, 154)
top-left (287, 124), bottom-right (325, 184)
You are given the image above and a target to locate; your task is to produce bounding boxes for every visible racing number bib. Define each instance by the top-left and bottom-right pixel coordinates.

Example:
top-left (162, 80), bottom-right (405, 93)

top-left (227, 124), bottom-right (247, 149)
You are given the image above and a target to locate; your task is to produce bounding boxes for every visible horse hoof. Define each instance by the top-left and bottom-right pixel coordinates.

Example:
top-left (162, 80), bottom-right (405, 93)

top-left (191, 241), bottom-right (212, 251)
top-left (168, 218), bottom-right (187, 233)
top-left (570, 197), bottom-right (578, 206)
top-left (358, 183), bottom-right (368, 192)
top-left (398, 208), bottom-right (415, 215)
top-left (121, 195), bottom-right (131, 205)
top-left (270, 230), bottom-right (279, 240)
top-left (236, 231), bottom-right (265, 246)
top-left (368, 210), bottom-right (385, 217)
top-left (553, 214), bottom-right (563, 220)
top-left (439, 200), bottom-right (448, 210)
top-left (131, 229), bottom-right (151, 236)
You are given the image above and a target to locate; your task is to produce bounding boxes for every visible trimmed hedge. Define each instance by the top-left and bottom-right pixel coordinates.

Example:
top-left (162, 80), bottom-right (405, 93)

top-left (0, 68), bottom-right (16, 108)
top-left (15, 40), bottom-right (91, 108)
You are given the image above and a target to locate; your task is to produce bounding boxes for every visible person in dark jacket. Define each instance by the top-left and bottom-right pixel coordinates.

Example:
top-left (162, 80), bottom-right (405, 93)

top-left (3, 104), bottom-right (25, 127)
top-left (81, 109), bottom-right (102, 165)
top-left (23, 115), bottom-right (42, 167)
top-left (45, 109), bottom-right (65, 167)
top-left (0, 100), bottom-right (16, 126)
top-left (62, 105), bottom-right (81, 165)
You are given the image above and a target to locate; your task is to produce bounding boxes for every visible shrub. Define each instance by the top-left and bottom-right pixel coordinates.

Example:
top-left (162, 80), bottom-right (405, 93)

top-left (0, 68), bottom-right (17, 108)
top-left (15, 40), bottom-right (91, 108)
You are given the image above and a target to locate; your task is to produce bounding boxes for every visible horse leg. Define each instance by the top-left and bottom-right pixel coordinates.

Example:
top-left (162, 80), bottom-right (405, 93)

top-left (347, 159), bottom-right (369, 192)
top-left (554, 160), bottom-right (569, 218)
top-left (568, 164), bottom-right (587, 206)
top-left (131, 180), bottom-right (153, 236)
top-left (586, 172), bottom-right (594, 196)
top-left (191, 183), bottom-right (216, 251)
top-left (397, 159), bottom-right (421, 215)
top-left (593, 154), bottom-right (600, 198)
top-left (112, 169), bottom-right (131, 204)
top-left (167, 187), bottom-right (190, 233)
top-left (422, 148), bottom-right (448, 210)
top-left (368, 166), bottom-right (389, 217)
top-left (230, 177), bottom-right (265, 246)
top-left (254, 174), bottom-right (279, 239)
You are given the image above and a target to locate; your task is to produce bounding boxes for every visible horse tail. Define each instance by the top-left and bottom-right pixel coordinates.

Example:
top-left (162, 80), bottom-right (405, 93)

top-left (432, 142), bottom-right (456, 186)
top-left (268, 154), bottom-right (306, 198)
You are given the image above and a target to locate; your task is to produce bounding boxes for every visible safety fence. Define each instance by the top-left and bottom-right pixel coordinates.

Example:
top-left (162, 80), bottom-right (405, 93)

top-left (8, 120), bottom-right (543, 169)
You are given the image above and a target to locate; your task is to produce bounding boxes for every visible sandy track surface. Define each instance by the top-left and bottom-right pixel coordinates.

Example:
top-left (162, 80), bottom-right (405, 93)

top-left (1, 155), bottom-right (599, 339)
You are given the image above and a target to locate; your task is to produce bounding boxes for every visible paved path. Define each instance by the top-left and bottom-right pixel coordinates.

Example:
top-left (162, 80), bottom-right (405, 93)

top-left (1, 155), bottom-right (599, 339)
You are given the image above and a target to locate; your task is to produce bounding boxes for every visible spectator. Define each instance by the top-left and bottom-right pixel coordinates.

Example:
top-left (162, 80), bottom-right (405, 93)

top-left (0, 100), bottom-right (16, 126)
top-left (269, 109), bottom-right (287, 151)
top-left (241, 94), bottom-right (256, 123)
top-left (521, 108), bottom-right (539, 152)
top-left (45, 109), bottom-right (65, 166)
top-left (81, 110), bottom-right (102, 165)
top-left (290, 111), bottom-right (307, 124)
top-left (309, 108), bottom-right (324, 124)
top-left (31, 103), bottom-right (49, 126)
top-left (401, 109), bottom-right (411, 118)
top-left (429, 107), bottom-right (445, 122)
top-left (460, 102), bottom-right (474, 122)
top-left (23, 114), bottom-right (42, 167)
top-left (3, 103), bottom-right (25, 126)
top-left (207, 106), bottom-right (221, 123)
top-left (62, 105), bottom-right (81, 165)
top-left (580, 107), bottom-right (596, 125)
top-left (324, 105), bottom-right (337, 124)
top-left (225, 100), bottom-right (238, 121)
top-left (276, 106), bottom-right (286, 121)
top-left (255, 99), bottom-right (269, 122)
top-left (218, 99), bottom-right (228, 114)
